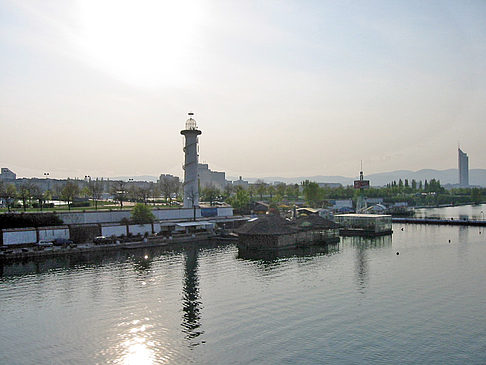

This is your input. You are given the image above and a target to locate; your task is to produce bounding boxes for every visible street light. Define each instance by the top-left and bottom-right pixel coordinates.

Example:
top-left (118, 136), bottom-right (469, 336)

top-left (43, 172), bottom-right (50, 211)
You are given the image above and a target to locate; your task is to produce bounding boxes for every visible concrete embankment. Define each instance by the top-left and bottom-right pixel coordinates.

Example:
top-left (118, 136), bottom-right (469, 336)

top-left (0, 233), bottom-right (215, 263)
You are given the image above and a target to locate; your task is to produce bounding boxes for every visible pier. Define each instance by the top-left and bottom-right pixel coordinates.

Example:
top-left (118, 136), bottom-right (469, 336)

top-left (392, 217), bottom-right (486, 226)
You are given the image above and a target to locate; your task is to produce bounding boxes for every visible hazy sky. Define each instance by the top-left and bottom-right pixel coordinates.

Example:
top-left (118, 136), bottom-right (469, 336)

top-left (1, 0), bottom-right (485, 180)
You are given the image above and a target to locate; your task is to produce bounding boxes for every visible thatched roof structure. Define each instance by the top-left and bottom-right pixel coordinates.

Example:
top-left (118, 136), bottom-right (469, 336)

top-left (235, 215), bottom-right (295, 236)
top-left (294, 215), bottom-right (341, 230)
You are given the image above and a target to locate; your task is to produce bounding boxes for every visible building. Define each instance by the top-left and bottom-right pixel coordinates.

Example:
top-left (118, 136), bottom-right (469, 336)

top-left (0, 168), bottom-right (16, 181)
top-left (181, 113), bottom-right (202, 208)
top-left (158, 174), bottom-right (180, 185)
top-left (317, 182), bottom-right (342, 189)
top-left (233, 176), bottom-right (249, 189)
top-left (458, 148), bottom-right (469, 187)
top-left (334, 214), bottom-right (392, 237)
top-left (198, 163), bottom-right (226, 190)
top-left (236, 215), bottom-right (340, 251)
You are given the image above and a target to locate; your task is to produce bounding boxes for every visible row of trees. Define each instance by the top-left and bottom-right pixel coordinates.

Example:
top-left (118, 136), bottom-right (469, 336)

top-left (225, 179), bottom-right (486, 210)
top-left (0, 177), bottom-right (184, 211)
top-left (3, 176), bottom-right (484, 212)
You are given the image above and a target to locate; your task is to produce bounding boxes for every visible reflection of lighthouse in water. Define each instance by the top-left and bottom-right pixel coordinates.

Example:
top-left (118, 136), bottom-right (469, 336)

top-left (181, 113), bottom-right (202, 208)
top-left (182, 247), bottom-right (204, 345)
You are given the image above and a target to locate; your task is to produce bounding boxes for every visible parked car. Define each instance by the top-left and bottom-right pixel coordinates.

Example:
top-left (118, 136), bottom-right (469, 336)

top-left (94, 236), bottom-right (112, 244)
top-left (53, 238), bottom-right (74, 246)
top-left (37, 240), bottom-right (53, 247)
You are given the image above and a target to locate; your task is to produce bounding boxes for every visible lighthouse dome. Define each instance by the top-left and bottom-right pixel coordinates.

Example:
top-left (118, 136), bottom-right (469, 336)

top-left (185, 117), bottom-right (197, 130)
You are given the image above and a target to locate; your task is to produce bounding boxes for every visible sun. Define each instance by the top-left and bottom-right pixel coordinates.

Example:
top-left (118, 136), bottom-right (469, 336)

top-left (74, 0), bottom-right (204, 88)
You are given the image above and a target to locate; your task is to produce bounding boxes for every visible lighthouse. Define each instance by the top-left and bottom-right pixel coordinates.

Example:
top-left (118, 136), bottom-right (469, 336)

top-left (181, 113), bottom-right (202, 208)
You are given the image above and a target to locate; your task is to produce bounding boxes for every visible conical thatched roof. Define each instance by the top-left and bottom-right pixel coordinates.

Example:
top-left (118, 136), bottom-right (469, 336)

top-left (294, 215), bottom-right (341, 230)
top-left (235, 215), bottom-right (295, 235)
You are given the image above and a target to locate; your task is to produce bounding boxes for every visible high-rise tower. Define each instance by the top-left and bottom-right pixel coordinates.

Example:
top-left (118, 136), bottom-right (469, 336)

top-left (458, 147), bottom-right (469, 187)
top-left (181, 113), bottom-right (202, 208)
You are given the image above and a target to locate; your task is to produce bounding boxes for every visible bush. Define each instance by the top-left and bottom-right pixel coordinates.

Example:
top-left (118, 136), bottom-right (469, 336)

top-left (131, 203), bottom-right (155, 224)
top-left (0, 213), bottom-right (63, 229)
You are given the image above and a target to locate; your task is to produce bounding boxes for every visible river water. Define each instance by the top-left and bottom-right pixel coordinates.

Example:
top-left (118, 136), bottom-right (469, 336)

top-left (413, 203), bottom-right (486, 220)
top-left (1, 209), bottom-right (486, 364)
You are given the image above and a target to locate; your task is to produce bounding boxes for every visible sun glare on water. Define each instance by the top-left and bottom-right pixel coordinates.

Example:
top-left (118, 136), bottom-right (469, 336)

top-left (75, 0), bottom-right (204, 88)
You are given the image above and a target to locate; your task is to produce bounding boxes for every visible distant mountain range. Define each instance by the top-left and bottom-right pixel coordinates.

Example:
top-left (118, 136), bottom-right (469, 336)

top-left (115, 169), bottom-right (486, 187)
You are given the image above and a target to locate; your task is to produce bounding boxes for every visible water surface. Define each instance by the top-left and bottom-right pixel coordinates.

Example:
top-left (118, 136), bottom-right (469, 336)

top-left (1, 223), bottom-right (485, 364)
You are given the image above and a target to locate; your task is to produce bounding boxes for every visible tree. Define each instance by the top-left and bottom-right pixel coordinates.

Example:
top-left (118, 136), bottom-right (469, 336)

top-left (286, 184), bottom-right (299, 200)
top-left (29, 185), bottom-right (44, 211)
top-left (276, 183), bottom-right (287, 198)
top-left (159, 176), bottom-right (180, 205)
top-left (18, 183), bottom-right (32, 211)
top-left (302, 180), bottom-right (322, 208)
top-left (267, 185), bottom-right (275, 199)
top-left (228, 187), bottom-right (250, 211)
top-left (131, 203), bottom-right (155, 224)
top-left (150, 182), bottom-right (160, 206)
top-left (127, 185), bottom-right (141, 202)
top-left (248, 185), bottom-right (256, 202)
top-left (222, 184), bottom-right (234, 202)
top-left (88, 179), bottom-right (104, 210)
top-left (111, 181), bottom-right (128, 209)
top-left (471, 188), bottom-right (481, 205)
top-left (61, 181), bottom-right (80, 210)
top-left (0, 182), bottom-right (17, 212)
top-left (201, 184), bottom-right (220, 206)
top-left (139, 186), bottom-right (151, 205)
top-left (255, 179), bottom-right (266, 200)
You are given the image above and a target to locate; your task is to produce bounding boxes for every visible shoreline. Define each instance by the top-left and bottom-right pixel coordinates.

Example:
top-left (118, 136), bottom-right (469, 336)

top-left (0, 233), bottom-right (217, 263)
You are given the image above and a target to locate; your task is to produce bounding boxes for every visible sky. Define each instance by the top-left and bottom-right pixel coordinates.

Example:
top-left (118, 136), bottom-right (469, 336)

top-left (1, 0), bottom-right (485, 180)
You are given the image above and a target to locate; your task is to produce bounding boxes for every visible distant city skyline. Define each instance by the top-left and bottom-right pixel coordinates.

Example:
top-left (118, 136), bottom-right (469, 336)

top-left (1, 1), bottom-right (485, 179)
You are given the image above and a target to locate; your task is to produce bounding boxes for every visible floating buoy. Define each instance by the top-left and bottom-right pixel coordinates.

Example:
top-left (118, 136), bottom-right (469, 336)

top-left (448, 240), bottom-right (451, 243)
top-left (401, 228), bottom-right (404, 231)
top-left (396, 252), bottom-right (399, 255)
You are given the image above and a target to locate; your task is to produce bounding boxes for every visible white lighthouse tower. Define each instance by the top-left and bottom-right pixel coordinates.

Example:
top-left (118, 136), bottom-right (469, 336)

top-left (181, 113), bottom-right (202, 208)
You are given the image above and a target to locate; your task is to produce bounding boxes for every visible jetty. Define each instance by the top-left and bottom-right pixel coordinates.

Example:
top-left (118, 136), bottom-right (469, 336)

top-left (392, 217), bottom-right (486, 226)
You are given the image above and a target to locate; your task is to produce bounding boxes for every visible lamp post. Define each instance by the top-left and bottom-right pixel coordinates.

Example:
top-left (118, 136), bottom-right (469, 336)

top-left (43, 172), bottom-right (50, 211)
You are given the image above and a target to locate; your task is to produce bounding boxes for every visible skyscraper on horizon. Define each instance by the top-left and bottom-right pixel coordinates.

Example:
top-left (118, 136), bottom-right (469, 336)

top-left (458, 147), bottom-right (469, 186)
